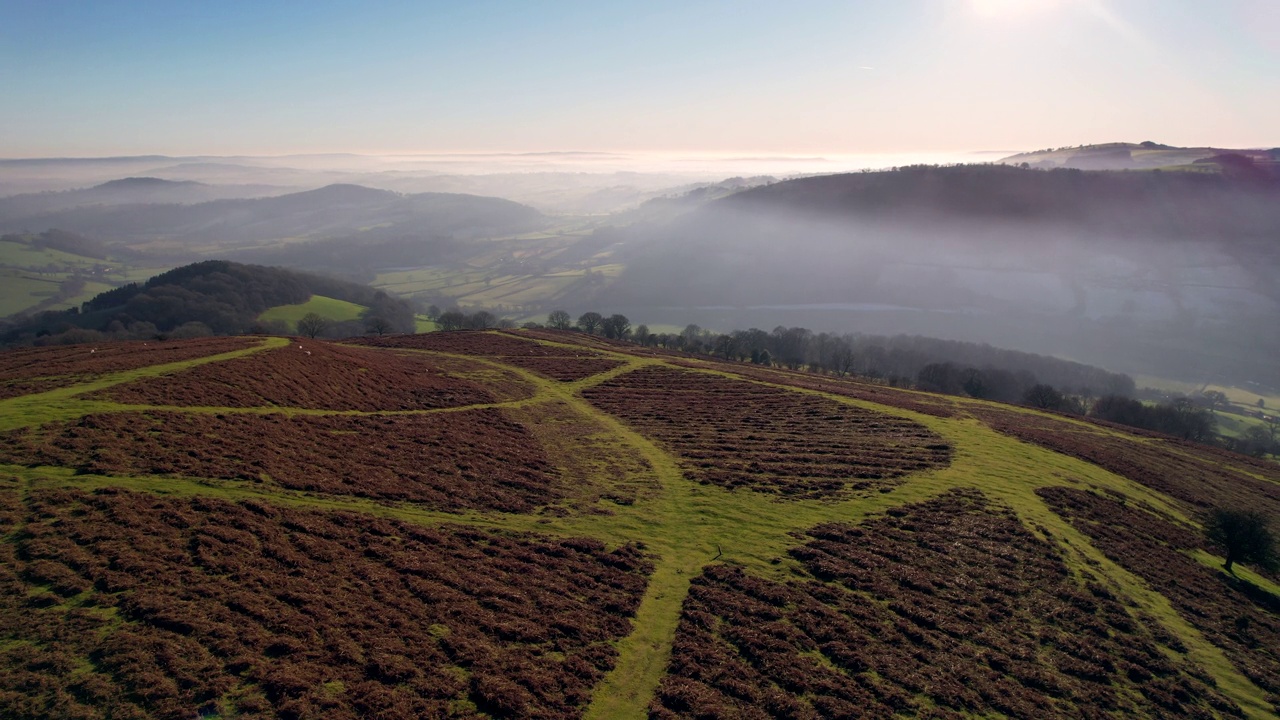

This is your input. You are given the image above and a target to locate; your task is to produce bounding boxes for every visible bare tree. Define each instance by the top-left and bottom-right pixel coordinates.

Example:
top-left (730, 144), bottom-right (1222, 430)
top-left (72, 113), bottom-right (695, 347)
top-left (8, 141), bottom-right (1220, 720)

top-left (831, 337), bottom-right (856, 377)
top-left (364, 316), bottom-right (393, 336)
top-left (1023, 383), bottom-right (1064, 410)
top-left (577, 311), bottom-right (604, 335)
top-left (547, 309), bottom-right (572, 330)
top-left (297, 312), bottom-right (330, 339)
top-left (633, 324), bottom-right (652, 345)
top-left (437, 310), bottom-right (467, 331)
top-left (713, 333), bottom-right (740, 360)
top-left (1205, 508), bottom-right (1277, 574)
top-left (468, 311), bottom-right (496, 329)
top-left (602, 314), bottom-right (631, 340)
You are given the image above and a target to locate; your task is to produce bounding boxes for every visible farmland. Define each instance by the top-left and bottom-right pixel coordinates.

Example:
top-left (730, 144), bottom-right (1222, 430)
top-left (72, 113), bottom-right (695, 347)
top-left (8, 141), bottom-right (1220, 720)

top-left (0, 235), bottom-right (172, 317)
top-left (0, 329), bottom-right (1278, 719)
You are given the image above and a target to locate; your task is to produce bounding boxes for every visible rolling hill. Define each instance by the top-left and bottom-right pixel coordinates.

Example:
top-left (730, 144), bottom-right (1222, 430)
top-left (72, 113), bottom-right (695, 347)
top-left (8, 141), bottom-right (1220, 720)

top-left (0, 183), bottom-right (548, 255)
top-left (0, 260), bottom-right (415, 343)
top-left (0, 177), bottom-right (292, 220)
top-left (605, 164), bottom-right (1280, 389)
top-left (0, 329), bottom-right (1277, 719)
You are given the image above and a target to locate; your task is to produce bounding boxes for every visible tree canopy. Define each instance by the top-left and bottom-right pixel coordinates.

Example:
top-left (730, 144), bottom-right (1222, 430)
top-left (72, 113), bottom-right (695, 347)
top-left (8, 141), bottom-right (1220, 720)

top-left (1204, 508), bottom-right (1277, 574)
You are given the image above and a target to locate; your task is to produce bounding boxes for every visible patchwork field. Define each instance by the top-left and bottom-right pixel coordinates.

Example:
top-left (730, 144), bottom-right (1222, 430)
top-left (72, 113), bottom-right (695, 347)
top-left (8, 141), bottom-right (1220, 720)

top-left (0, 329), bottom-right (1277, 719)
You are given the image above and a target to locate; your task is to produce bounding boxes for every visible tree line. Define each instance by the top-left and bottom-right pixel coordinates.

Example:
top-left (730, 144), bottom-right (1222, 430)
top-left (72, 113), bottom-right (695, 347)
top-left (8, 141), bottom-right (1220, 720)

top-left (509, 309), bottom-right (1277, 454)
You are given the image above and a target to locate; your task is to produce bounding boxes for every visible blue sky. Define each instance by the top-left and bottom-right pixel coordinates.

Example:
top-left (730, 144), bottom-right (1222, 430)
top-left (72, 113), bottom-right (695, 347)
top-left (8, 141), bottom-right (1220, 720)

top-left (1, 0), bottom-right (1276, 157)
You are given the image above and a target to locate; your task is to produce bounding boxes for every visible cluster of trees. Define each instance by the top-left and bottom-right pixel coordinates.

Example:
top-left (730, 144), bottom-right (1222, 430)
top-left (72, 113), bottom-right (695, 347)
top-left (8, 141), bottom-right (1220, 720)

top-left (435, 309), bottom-right (519, 331)
top-left (1205, 508), bottom-right (1277, 575)
top-left (530, 313), bottom-right (1274, 455)
top-left (616, 324), bottom-right (1133, 397)
top-left (1088, 395), bottom-right (1219, 443)
top-left (0, 261), bottom-right (416, 346)
top-left (531, 314), bottom-right (1134, 407)
top-left (543, 310), bottom-right (632, 339)
top-left (1227, 422), bottom-right (1280, 458)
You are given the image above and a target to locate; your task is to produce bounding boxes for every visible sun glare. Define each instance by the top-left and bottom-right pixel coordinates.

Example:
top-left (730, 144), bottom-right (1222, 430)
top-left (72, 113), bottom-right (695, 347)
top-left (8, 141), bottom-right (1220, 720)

top-left (970, 0), bottom-right (1069, 19)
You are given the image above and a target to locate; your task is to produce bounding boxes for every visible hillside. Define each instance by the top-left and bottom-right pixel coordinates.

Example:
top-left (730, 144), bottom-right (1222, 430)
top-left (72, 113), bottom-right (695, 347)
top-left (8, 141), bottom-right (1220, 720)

top-left (0, 260), bottom-right (414, 343)
top-left (605, 164), bottom-right (1280, 388)
top-left (0, 330), bottom-right (1277, 719)
top-left (0, 183), bottom-right (548, 256)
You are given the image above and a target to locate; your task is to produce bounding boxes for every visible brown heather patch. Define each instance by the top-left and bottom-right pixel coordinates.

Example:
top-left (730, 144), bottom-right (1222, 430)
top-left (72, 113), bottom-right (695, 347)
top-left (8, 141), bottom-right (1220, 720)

top-left (354, 331), bottom-right (625, 381)
top-left (709, 362), bottom-right (960, 418)
top-left (0, 487), bottom-right (652, 720)
top-left (582, 366), bottom-right (951, 500)
top-left (972, 406), bottom-right (1280, 520)
top-left (651, 489), bottom-right (1240, 719)
top-left (0, 337), bottom-right (257, 400)
top-left (0, 409), bottom-right (560, 513)
top-left (90, 340), bottom-right (494, 411)
top-left (1040, 486), bottom-right (1280, 714)
top-left (489, 355), bottom-right (625, 382)
top-left (353, 330), bottom-right (579, 357)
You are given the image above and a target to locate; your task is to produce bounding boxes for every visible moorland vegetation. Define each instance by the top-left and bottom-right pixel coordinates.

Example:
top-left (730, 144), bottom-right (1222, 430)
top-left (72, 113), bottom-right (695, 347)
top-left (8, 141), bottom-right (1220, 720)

top-left (1, 328), bottom-right (1276, 719)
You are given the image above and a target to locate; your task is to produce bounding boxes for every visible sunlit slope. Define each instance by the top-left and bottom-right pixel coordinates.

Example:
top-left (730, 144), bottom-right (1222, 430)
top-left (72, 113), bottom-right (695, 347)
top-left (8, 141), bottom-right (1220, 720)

top-left (258, 294), bottom-right (367, 326)
top-left (0, 330), bottom-right (1277, 719)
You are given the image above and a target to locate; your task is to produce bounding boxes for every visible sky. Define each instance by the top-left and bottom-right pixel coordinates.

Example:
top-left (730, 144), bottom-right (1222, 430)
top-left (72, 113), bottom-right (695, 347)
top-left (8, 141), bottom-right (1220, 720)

top-left (0, 0), bottom-right (1276, 158)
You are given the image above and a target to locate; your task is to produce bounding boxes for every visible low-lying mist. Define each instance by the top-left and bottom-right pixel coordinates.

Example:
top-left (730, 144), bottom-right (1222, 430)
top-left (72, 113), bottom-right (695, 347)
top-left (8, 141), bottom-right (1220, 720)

top-left (604, 167), bottom-right (1280, 388)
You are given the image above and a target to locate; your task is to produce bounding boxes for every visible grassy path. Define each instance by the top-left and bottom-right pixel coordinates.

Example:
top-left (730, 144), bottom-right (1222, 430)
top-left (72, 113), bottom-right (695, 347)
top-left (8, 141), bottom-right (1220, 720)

top-left (0, 336), bottom-right (288, 431)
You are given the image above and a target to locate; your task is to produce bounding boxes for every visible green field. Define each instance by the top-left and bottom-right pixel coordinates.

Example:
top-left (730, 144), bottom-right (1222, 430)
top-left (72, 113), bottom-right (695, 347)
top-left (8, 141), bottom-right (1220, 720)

top-left (0, 238), bottom-right (175, 317)
top-left (0, 239), bottom-right (102, 269)
top-left (413, 314), bottom-right (438, 333)
top-left (258, 295), bottom-right (367, 326)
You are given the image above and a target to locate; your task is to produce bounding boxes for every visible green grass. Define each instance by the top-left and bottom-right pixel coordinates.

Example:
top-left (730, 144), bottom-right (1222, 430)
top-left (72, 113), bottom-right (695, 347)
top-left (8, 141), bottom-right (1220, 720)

top-left (0, 272), bottom-right (63, 313)
top-left (258, 295), bottom-right (366, 326)
top-left (0, 240), bottom-right (102, 269)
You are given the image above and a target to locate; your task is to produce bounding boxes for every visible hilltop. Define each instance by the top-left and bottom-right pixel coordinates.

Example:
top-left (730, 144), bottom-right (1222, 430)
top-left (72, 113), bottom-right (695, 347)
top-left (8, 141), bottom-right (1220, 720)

top-left (0, 260), bottom-right (414, 344)
top-left (999, 141), bottom-right (1280, 174)
top-left (0, 329), bottom-right (1277, 719)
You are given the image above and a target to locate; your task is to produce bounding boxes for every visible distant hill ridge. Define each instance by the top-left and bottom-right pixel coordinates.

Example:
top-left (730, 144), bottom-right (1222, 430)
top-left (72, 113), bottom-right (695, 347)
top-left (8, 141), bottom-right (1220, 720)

top-left (1000, 141), bottom-right (1280, 172)
top-left (0, 182), bottom-right (547, 246)
top-left (711, 163), bottom-right (1280, 233)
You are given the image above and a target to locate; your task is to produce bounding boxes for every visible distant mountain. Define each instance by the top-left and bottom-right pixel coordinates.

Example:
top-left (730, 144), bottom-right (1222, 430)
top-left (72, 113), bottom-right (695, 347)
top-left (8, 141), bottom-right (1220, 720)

top-left (1000, 141), bottom-right (1280, 172)
top-left (0, 183), bottom-right (547, 249)
top-left (0, 177), bottom-right (296, 220)
top-left (703, 162), bottom-right (1280, 235)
